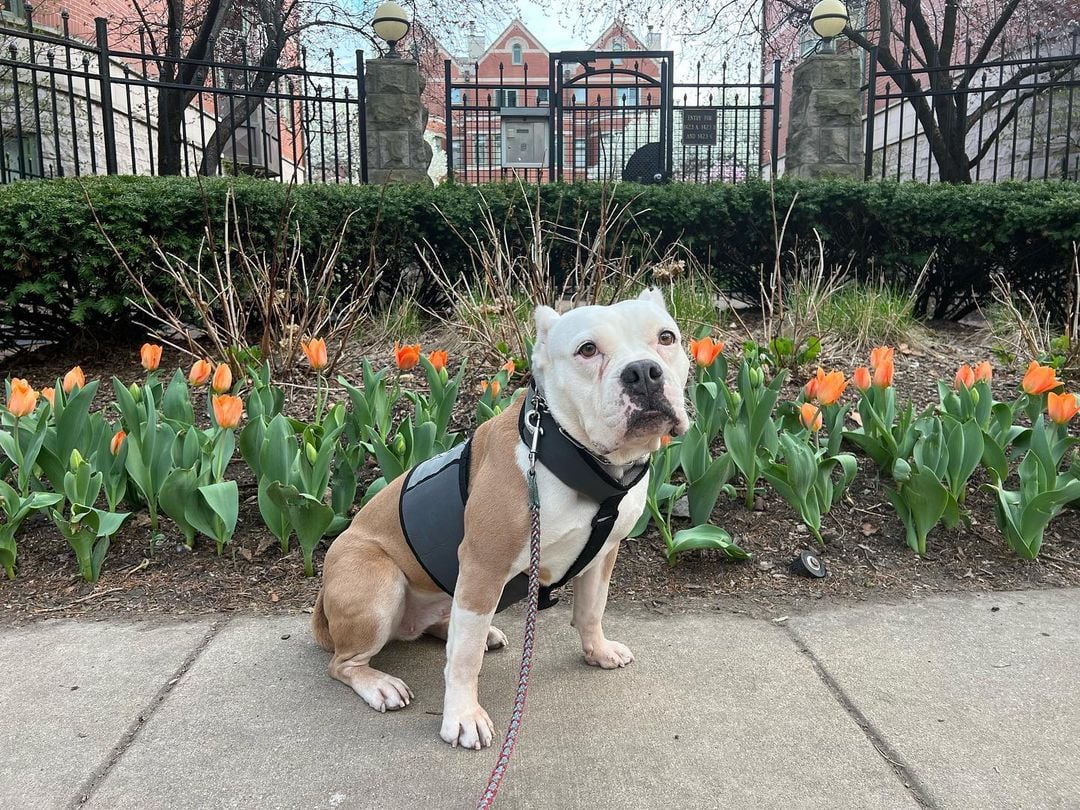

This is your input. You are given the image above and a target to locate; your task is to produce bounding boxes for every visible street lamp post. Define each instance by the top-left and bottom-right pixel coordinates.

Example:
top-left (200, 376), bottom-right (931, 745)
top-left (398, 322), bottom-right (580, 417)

top-left (809, 0), bottom-right (849, 53)
top-left (372, 1), bottom-right (411, 59)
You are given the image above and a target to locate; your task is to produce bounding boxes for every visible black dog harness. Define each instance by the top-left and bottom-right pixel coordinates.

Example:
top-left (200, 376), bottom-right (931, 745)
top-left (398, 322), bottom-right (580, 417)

top-left (399, 385), bottom-right (649, 612)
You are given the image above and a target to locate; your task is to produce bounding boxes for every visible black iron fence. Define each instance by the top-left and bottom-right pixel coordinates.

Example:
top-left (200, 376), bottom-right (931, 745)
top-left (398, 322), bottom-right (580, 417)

top-left (0, 10), bottom-right (367, 184)
top-left (865, 29), bottom-right (1080, 182)
top-left (444, 51), bottom-right (782, 184)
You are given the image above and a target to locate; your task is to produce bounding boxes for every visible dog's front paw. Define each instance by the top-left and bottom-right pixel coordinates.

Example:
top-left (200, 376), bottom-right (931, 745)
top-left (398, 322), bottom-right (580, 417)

top-left (440, 703), bottom-right (496, 750)
top-left (583, 639), bottom-right (635, 669)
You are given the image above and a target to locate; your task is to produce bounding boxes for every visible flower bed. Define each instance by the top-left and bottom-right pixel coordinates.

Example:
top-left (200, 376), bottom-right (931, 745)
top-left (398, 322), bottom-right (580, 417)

top-left (3, 327), bottom-right (1079, 602)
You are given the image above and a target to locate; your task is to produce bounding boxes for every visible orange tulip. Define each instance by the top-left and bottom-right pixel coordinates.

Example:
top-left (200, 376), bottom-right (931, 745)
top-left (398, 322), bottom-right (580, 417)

top-left (502, 360), bottom-right (516, 377)
top-left (189, 359), bottom-right (212, 387)
top-left (302, 338), bottom-right (328, 371)
top-left (63, 366), bottom-right (85, 394)
top-left (659, 435), bottom-right (672, 447)
top-left (853, 366), bottom-right (872, 392)
top-left (974, 361), bottom-right (993, 384)
top-left (954, 365), bottom-right (976, 390)
top-left (211, 363), bottom-right (233, 394)
top-left (482, 379), bottom-right (501, 398)
top-left (140, 343), bottom-right (162, 371)
top-left (870, 346), bottom-right (894, 388)
top-left (428, 350), bottom-right (448, 372)
top-left (1022, 361), bottom-right (1061, 395)
top-left (395, 342), bottom-right (421, 371)
top-left (689, 337), bottom-right (724, 367)
top-left (212, 394), bottom-right (243, 429)
top-left (1048, 392), bottom-right (1080, 425)
top-left (805, 367), bottom-right (847, 406)
top-left (110, 430), bottom-right (127, 456)
top-left (42, 387), bottom-right (56, 408)
top-left (800, 402), bottom-right (823, 432)
top-left (6, 378), bottom-right (38, 417)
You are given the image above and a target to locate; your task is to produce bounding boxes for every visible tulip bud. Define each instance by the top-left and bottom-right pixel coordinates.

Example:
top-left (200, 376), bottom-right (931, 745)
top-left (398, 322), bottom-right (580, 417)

top-left (69, 448), bottom-right (84, 469)
top-left (305, 442), bottom-right (318, 465)
top-left (892, 458), bottom-right (911, 483)
top-left (129, 382), bottom-right (142, 402)
top-left (393, 434), bottom-right (407, 456)
top-left (494, 405), bottom-right (503, 416)
top-left (730, 392), bottom-right (742, 412)
top-left (970, 387), bottom-right (980, 407)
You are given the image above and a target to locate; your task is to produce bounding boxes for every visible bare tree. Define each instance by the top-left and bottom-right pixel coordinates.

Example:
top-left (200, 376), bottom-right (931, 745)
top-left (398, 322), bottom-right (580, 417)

top-left (560, 0), bottom-right (1079, 181)
top-left (114, 0), bottom-right (500, 176)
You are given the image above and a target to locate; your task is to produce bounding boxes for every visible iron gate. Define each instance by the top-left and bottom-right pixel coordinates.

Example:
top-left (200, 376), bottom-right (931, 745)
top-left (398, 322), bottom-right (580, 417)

top-left (444, 49), bottom-right (781, 184)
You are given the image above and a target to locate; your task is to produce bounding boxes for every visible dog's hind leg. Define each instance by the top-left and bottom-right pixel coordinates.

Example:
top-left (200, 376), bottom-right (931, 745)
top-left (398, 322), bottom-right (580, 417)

top-left (321, 546), bottom-right (414, 712)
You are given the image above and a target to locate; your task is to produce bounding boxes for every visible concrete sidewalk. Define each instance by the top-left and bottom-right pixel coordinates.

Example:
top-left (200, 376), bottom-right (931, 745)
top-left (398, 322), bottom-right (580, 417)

top-left (2, 589), bottom-right (1078, 810)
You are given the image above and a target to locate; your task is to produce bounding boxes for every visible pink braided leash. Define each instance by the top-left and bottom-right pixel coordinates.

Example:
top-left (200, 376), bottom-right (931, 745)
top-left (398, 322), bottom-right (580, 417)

top-left (476, 439), bottom-right (543, 808)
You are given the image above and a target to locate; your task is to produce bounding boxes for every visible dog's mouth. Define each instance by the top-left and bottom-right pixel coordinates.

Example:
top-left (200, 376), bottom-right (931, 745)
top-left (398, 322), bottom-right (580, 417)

top-left (625, 401), bottom-right (678, 437)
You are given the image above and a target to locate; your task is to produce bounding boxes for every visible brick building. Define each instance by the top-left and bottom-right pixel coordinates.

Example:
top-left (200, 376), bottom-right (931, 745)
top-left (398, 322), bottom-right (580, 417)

top-left (417, 18), bottom-right (664, 183)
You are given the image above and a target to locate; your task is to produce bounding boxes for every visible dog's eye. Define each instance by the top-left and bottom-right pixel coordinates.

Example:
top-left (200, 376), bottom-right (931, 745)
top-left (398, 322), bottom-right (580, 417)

top-left (577, 341), bottom-right (598, 358)
top-left (658, 330), bottom-right (676, 346)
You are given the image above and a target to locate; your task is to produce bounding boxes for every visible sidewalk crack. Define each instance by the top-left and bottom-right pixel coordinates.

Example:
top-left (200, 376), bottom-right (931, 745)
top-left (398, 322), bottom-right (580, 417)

top-left (783, 624), bottom-right (938, 809)
top-left (68, 617), bottom-right (230, 808)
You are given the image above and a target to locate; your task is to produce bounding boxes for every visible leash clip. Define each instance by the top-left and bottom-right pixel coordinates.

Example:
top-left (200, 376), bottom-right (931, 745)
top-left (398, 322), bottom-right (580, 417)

top-left (525, 407), bottom-right (543, 470)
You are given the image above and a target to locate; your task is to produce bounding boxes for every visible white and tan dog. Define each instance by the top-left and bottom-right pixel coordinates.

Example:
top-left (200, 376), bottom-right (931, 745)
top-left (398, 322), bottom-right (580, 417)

top-left (313, 289), bottom-right (690, 749)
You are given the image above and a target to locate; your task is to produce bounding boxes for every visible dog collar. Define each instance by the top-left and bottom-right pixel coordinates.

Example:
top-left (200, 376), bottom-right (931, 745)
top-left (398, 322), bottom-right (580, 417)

top-left (517, 384), bottom-right (649, 501)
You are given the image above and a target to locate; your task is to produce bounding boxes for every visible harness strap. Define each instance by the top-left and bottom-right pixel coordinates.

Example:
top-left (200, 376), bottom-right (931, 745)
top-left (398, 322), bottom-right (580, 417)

top-left (510, 384), bottom-right (648, 609)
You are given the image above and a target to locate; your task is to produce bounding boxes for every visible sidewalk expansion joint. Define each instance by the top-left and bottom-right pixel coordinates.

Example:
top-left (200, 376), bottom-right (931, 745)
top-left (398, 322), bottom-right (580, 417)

top-left (783, 624), bottom-right (938, 809)
top-left (68, 617), bottom-right (230, 808)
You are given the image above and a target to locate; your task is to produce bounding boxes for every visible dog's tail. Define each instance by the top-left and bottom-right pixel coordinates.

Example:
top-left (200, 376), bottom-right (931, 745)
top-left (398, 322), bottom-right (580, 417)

top-left (311, 591), bottom-right (334, 652)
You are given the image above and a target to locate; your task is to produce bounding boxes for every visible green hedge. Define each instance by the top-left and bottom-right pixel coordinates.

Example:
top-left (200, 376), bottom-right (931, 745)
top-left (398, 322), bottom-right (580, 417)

top-left (2, 176), bottom-right (1078, 349)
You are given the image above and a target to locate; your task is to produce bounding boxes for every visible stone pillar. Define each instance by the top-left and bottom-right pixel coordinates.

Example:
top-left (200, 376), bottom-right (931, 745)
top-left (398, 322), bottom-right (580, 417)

top-left (364, 58), bottom-right (433, 185)
top-left (784, 53), bottom-right (864, 179)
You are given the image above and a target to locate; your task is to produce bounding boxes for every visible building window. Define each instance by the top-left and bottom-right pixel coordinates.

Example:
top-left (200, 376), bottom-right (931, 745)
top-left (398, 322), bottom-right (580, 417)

top-left (450, 88), bottom-right (463, 105)
top-left (535, 88), bottom-right (549, 105)
top-left (512, 43), bottom-right (523, 65)
top-left (612, 39), bottom-right (625, 64)
top-left (2, 135), bottom-right (40, 180)
top-left (495, 89), bottom-right (518, 107)
top-left (574, 138), bottom-right (586, 168)
top-left (618, 88), bottom-right (638, 106)
top-left (569, 87), bottom-right (587, 105)
top-left (2, 0), bottom-right (26, 17)
top-left (475, 133), bottom-right (488, 164)
top-left (452, 137), bottom-right (464, 162)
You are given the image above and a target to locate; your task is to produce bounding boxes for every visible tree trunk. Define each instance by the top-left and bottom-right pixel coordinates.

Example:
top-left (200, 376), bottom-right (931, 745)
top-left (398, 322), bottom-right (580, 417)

top-left (157, 88), bottom-right (186, 175)
top-left (199, 40), bottom-right (284, 177)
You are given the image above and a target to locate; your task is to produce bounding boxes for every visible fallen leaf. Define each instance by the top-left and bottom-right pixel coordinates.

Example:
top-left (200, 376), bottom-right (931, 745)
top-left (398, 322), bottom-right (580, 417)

top-left (239, 548), bottom-right (253, 562)
top-left (847, 411), bottom-right (863, 427)
top-left (270, 591), bottom-right (280, 603)
top-left (861, 522), bottom-right (879, 536)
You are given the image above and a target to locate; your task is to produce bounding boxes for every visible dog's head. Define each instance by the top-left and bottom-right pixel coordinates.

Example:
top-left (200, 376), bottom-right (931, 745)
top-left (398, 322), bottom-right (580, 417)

top-left (531, 289), bottom-right (691, 466)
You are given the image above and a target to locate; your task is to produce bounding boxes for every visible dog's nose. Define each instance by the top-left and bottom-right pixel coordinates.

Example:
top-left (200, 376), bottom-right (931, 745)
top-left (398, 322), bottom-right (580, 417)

top-left (620, 360), bottom-right (665, 398)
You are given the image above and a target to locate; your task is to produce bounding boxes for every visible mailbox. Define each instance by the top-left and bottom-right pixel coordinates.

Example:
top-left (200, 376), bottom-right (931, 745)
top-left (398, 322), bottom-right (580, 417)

top-left (500, 108), bottom-right (549, 169)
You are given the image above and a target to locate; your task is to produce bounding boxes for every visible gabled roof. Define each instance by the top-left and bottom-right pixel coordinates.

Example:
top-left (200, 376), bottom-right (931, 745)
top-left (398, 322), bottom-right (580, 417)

top-left (486, 17), bottom-right (550, 56)
top-left (587, 19), bottom-right (649, 51)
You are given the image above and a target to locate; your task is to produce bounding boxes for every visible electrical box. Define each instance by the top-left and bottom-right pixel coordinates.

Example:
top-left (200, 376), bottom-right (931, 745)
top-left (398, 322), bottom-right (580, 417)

top-left (500, 108), bottom-right (549, 169)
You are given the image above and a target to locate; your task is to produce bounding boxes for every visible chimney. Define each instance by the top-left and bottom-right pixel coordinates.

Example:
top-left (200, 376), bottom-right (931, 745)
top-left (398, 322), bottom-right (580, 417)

top-left (467, 22), bottom-right (485, 59)
top-left (646, 25), bottom-right (661, 49)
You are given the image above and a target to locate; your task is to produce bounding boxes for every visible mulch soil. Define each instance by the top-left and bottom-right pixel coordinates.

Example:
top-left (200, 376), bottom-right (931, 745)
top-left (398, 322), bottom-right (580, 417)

top-left (3, 317), bottom-right (1079, 627)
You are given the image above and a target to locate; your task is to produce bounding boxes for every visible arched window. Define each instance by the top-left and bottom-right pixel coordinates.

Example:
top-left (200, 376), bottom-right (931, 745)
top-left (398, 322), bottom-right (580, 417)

top-left (612, 39), bottom-right (625, 64)
top-left (512, 43), bottom-right (523, 65)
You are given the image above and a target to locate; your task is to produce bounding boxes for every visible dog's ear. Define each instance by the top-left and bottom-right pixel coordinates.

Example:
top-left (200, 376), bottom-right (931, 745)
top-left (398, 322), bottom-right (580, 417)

top-left (533, 305), bottom-right (560, 346)
top-left (637, 287), bottom-right (667, 311)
